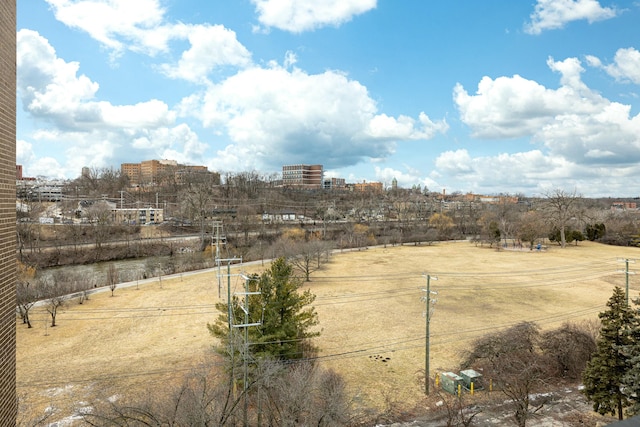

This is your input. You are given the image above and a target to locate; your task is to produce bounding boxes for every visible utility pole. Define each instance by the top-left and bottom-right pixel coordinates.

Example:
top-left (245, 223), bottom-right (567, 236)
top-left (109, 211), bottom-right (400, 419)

top-left (214, 220), bottom-right (245, 421)
top-left (235, 275), bottom-right (261, 427)
top-left (421, 274), bottom-right (438, 395)
top-left (213, 221), bottom-right (237, 298)
top-left (215, 223), bottom-right (241, 388)
top-left (618, 258), bottom-right (636, 305)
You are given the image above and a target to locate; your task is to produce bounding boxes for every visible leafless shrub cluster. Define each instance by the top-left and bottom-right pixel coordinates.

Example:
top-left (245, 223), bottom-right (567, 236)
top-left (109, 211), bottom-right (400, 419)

top-left (82, 359), bottom-right (354, 426)
top-left (461, 321), bottom-right (596, 427)
top-left (540, 321), bottom-right (597, 380)
top-left (431, 388), bottom-right (481, 427)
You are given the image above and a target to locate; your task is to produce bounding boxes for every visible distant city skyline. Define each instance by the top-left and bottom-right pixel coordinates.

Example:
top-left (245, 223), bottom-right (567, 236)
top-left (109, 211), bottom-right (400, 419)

top-left (16, 1), bottom-right (640, 197)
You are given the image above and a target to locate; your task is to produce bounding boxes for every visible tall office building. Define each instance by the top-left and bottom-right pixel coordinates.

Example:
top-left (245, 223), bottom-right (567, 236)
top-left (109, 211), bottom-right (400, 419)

top-left (0, 0), bottom-right (17, 424)
top-left (282, 164), bottom-right (323, 189)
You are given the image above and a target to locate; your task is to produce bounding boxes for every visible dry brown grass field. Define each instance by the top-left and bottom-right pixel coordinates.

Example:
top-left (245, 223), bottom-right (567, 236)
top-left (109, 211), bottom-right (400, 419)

top-left (16, 241), bottom-right (640, 423)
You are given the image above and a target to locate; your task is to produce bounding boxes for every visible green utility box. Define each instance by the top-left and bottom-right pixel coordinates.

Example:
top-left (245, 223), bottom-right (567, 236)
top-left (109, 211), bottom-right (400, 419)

top-left (460, 369), bottom-right (483, 391)
top-left (440, 371), bottom-right (464, 395)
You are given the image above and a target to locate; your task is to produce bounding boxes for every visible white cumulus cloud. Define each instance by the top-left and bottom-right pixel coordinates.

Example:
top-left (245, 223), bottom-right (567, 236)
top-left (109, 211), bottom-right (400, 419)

top-left (159, 24), bottom-right (252, 84)
top-left (16, 140), bottom-right (35, 168)
top-left (433, 149), bottom-right (587, 195)
top-left (17, 29), bottom-right (211, 177)
top-left (454, 56), bottom-right (640, 166)
top-left (588, 47), bottom-right (640, 84)
top-left (45, 0), bottom-right (168, 56)
top-left (251, 0), bottom-right (377, 33)
top-left (524, 0), bottom-right (617, 35)
top-left (132, 124), bottom-right (208, 162)
top-left (18, 29), bottom-right (175, 131)
top-left (45, 0), bottom-right (252, 83)
top-left (188, 63), bottom-right (446, 171)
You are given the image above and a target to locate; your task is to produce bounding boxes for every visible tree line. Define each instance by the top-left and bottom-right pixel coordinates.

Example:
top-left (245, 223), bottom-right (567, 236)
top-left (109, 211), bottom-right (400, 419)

top-left (17, 181), bottom-right (640, 273)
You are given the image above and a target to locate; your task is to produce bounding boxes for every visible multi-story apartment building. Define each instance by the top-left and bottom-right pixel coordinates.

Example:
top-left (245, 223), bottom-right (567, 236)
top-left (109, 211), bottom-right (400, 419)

top-left (282, 164), bottom-right (323, 189)
top-left (0, 0), bottom-right (17, 422)
top-left (140, 159), bottom-right (176, 183)
top-left (120, 162), bottom-right (141, 184)
top-left (121, 160), bottom-right (218, 186)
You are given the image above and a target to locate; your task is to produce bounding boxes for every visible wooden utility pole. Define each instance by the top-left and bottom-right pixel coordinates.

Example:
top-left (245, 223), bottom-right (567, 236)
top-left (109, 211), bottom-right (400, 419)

top-left (422, 274), bottom-right (438, 395)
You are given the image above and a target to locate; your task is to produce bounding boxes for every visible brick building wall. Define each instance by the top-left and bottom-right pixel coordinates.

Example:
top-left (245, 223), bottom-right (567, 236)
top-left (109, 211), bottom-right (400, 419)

top-left (0, 0), bottom-right (17, 424)
top-left (121, 162), bottom-right (141, 184)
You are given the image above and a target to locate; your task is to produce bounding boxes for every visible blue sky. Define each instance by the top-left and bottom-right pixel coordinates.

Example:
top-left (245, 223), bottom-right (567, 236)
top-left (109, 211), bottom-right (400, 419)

top-left (16, 0), bottom-right (640, 197)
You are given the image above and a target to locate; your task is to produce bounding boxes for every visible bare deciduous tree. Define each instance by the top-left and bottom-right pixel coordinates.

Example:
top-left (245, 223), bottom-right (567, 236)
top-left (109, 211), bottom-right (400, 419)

top-left (461, 322), bottom-right (553, 427)
top-left (181, 181), bottom-right (213, 250)
top-left (542, 189), bottom-right (583, 248)
top-left (82, 362), bottom-right (244, 426)
top-left (16, 280), bottom-right (39, 328)
top-left (517, 210), bottom-right (547, 249)
top-left (18, 392), bottom-right (56, 426)
top-left (107, 264), bottom-right (118, 297)
top-left (16, 262), bottom-right (38, 328)
top-left (285, 238), bottom-right (333, 281)
top-left (41, 277), bottom-right (70, 327)
top-left (429, 213), bottom-right (455, 241)
top-left (84, 200), bottom-right (114, 258)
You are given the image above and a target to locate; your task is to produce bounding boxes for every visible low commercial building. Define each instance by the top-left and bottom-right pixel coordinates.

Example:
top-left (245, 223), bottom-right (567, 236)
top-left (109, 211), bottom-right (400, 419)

top-left (352, 180), bottom-right (383, 193)
top-left (112, 208), bottom-right (164, 224)
top-left (323, 177), bottom-right (346, 189)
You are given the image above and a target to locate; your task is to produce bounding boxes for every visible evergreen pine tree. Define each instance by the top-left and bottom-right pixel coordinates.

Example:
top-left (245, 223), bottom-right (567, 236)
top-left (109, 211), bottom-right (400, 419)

top-left (208, 257), bottom-right (320, 361)
top-left (583, 286), bottom-right (634, 420)
top-left (622, 296), bottom-right (640, 415)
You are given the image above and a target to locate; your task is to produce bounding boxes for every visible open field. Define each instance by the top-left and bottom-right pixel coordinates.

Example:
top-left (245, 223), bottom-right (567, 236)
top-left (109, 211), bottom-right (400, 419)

top-left (16, 241), bottom-right (640, 423)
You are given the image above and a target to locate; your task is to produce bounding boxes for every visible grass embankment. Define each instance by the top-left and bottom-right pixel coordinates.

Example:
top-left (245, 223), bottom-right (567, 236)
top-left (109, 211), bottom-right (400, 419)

top-left (16, 241), bottom-right (640, 422)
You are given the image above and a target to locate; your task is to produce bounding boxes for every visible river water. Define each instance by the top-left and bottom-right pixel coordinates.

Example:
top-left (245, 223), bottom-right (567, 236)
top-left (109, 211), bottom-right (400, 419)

top-left (38, 252), bottom-right (215, 285)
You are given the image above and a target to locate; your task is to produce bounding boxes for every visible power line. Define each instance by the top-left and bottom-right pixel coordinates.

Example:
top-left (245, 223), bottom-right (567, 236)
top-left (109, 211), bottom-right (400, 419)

top-left (17, 302), bottom-right (605, 391)
top-left (18, 257), bottom-right (624, 393)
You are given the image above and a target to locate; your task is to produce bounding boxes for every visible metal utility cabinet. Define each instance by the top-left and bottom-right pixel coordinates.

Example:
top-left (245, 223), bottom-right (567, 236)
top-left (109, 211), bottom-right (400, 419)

top-left (440, 372), bottom-right (464, 395)
top-left (460, 369), bottom-right (483, 391)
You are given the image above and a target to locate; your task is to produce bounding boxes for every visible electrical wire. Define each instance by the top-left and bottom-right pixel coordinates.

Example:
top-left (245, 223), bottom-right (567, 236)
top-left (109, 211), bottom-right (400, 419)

top-left (18, 257), bottom-right (631, 390)
top-left (18, 300), bottom-right (606, 390)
